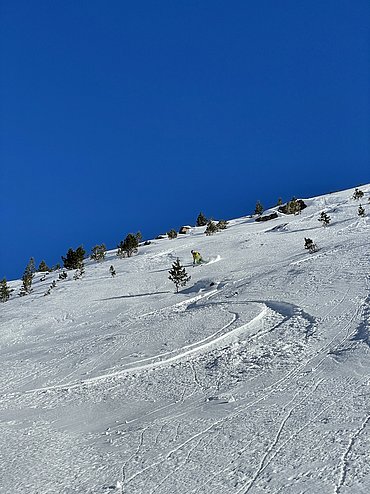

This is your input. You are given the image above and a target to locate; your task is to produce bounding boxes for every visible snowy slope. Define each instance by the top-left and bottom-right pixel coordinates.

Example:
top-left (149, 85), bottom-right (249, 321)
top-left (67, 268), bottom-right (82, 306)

top-left (1, 185), bottom-right (370, 494)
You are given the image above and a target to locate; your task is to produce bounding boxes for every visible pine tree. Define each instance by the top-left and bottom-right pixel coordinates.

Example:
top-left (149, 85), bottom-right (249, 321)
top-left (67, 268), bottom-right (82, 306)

top-left (109, 265), bottom-right (116, 277)
top-left (38, 260), bottom-right (51, 272)
top-left (216, 220), bottom-right (228, 230)
top-left (117, 233), bottom-right (139, 258)
top-left (167, 229), bottom-right (178, 239)
top-left (19, 257), bottom-right (36, 296)
top-left (254, 201), bottom-right (264, 216)
top-left (205, 220), bottom-right (218, 236)
top-left (62, 246), bottom-right (85, 270)
top-left (135, 231), bottom-right (143, 243)
top-left (304, 237), bottom-right (318, 253)
top-left (318, 211), bottom-right (331, 226)
top-left (168, 258), bottom-right (191, 293)
top-left (358, 204), bottom-right (365, 217)
top-left (353, 188), bottom-right (364, 200)
top-left (196, 212), bottom-right (208, 227)
top-left (90, 244), bottom-right (106, 262)
top-left (0, 278), bottom-right (13, 302)
top-left (277, 197), bottom-right (283, 206)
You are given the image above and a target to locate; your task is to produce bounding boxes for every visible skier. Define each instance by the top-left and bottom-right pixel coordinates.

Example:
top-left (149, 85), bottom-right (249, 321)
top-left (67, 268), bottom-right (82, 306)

top-left (191, 250), bottom-right (204, 265)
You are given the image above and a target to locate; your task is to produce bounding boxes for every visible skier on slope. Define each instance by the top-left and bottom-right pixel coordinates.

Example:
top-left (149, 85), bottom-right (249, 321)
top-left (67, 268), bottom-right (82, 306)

top-left (191, 250), bottom-right (204, 266)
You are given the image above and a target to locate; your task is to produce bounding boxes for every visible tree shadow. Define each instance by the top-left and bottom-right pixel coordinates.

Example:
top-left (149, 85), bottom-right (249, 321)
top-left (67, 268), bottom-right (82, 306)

top-left (99, 291), bottom-right (171, 301)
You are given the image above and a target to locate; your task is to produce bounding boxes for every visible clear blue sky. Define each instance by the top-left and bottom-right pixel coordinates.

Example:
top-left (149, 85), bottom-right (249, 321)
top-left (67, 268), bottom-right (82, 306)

top-left (1, 0), bottom-right (369, 280)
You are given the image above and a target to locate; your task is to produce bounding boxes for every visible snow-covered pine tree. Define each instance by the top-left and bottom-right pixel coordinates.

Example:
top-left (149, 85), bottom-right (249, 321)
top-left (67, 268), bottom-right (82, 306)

top-left (205, 220), bottom-right (218, 235)
top-left (90, 244), bottom-right (106, 262)
top-left (19, 257), bottom-right (35, 296)
top-left (168, 258), bottom-right (191, 293)
top-left (358, 204), bottom-right (365, 217)
top-left (318, 211), bottom-right (331, 226)
top-left (196, 212), bottom-right (208, 227)
top-left (0, 278), bottom-right (13, 302)
top-left (254, 201), bottom-right (264, 216)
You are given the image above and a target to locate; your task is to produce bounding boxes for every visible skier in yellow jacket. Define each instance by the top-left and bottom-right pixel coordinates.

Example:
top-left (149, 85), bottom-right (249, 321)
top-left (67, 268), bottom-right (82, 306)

top-left (191, 250), bottom-right (204, 265)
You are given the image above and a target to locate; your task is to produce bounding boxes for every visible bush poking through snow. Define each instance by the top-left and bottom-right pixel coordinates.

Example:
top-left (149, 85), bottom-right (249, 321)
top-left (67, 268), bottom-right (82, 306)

top-left (205, 220), bottom-right (218, 236)
top-left (167, 229), bottom-right (178, 239)
top-left (318, 211), bottom-right (331, 226)
top-left (58, 271), bottom-right (68, 280)
top-left (304, 237), bottom-right (318, 253)
top-left (109, 265), bottom-right (116, 277)
top-left (196, 212), bottom-right (208, 227)
top-left (0, 278), bottom-right (13, 302)
top-left (279, 198), bottom-right (307, 215)
top-left (168, 258), bottom-right (191, 293)
top-left (353, 188), bottom-right (364, 200)
top-left (62, 246), bottom-right (85, 270)
top-left (358, 204), bottom-right (365, 217)
top-left (216, 220), bottom-right (228, 230)
top-left (90, 244), bottom-right (106, 262)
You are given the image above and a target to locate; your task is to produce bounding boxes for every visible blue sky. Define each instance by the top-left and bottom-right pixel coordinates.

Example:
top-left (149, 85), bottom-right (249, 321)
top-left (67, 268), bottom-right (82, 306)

top-left (1, 0), bottom-right (369, 280)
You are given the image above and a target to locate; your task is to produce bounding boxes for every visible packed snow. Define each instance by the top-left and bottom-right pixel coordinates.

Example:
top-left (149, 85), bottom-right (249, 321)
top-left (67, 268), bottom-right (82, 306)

top-left (1, 185), bottom-right (370, 493)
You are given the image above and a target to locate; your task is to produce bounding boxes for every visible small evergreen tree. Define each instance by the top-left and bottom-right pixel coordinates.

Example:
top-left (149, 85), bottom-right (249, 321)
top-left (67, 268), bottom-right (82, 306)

top-left (135, 231), bottom-right (143, 243)
top-left (73, 266), bottom-right (84, 280)
top-left (0, 278), bottom-right (13, 302)
top-left (196, 212), bottom-right (208, 227)
top-left (58, 271), bottom-right (68, 280)
top-left (353, 188), bottom-right (364, 200)
top-left (358, 204), bottom-right (365, 217)
top-left (216, 220), bottom-right (228, 230)
top-left (167, 229), bottom-right (178, 239)
top-left (90, 244), bottom-right (106, 262)
top-left (277, 197), bottom-right (283, 206)
top-left (62, 246), bottom-right (85, 270)
top-left (109, 265), bottom-right (116, 277)
top-left (117, 233), bottom-right (140, 258)
top-left (168, 258), bottom-right (191, 293)
top-left (38, 260), bottom-right (50, 272)
top-left (254, 201), bottom-right (264, 216)
top-left (304, 237), bottom-right (318, 253)
top-left (318, 211), bottom-right (331, 226)
top-left (205, 220), bottom-right (218, 236)
top-left (19, 257), bottom-right (35, 296)
top-left (52, 263), bottom-right (61, 271)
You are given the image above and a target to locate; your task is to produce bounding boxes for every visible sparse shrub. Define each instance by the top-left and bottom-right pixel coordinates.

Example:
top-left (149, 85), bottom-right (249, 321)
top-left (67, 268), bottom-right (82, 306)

top-left (196, 212), bottom-right (208, 227)
top-left (38, 260), bottom-right (50, 272)
top-left (216, 220), bottom-right (228, 230)
top-left (353, 188), bottom-right (364, 200)
top-left (0, 278), bottom-right (13, 302)
top-left (109, 265), bottom-right (116, 277)
top-left (62, 246), bottom-right (85, 270)
top-left (168, 258), bottom-right (191, 293)
top-left (58, 271), bottom-right (68, 280)
top-left (255, 212), bottom-right (278, 222)
top-left (167, 229), bottom-right (178, 239)
top-left (90, 244), bottom-right (106, 262)
top-left (318, 212), bottom-right (331, 226)
top-left (205, 220), bottom-right (218, 236)
top-left (358, 204), bottom-right (365, 217)
top-left (73, 266), bottom-right (85, 280)
top-left (254, 201), bottom-right (264, 216)
top-left (19, 257), bottom-right (35, 296)
top-left (117, 232), bottom-right (140, 258)
top-left (52, 263), bottom-right (61, 271)
top-left (276, 197), bottom-right (283, 206)
top-left (304, 237), bottom-right (318, 253)
top-left (279, 198), bottom-right (307, 215)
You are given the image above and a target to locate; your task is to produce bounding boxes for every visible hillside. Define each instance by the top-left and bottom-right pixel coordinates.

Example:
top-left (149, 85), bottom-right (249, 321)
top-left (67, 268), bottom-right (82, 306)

top-left (1, 185), bottom-right (370, 494)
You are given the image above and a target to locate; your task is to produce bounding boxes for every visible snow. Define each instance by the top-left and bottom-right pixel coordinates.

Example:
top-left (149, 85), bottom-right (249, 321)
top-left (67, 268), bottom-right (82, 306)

top-left (1, 185), bottom-right (370, 493)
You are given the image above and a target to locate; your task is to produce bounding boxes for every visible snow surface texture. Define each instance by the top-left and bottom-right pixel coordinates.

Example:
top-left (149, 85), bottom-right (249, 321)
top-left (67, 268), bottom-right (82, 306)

top-left (1, 186), bottom-right (370, 494)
